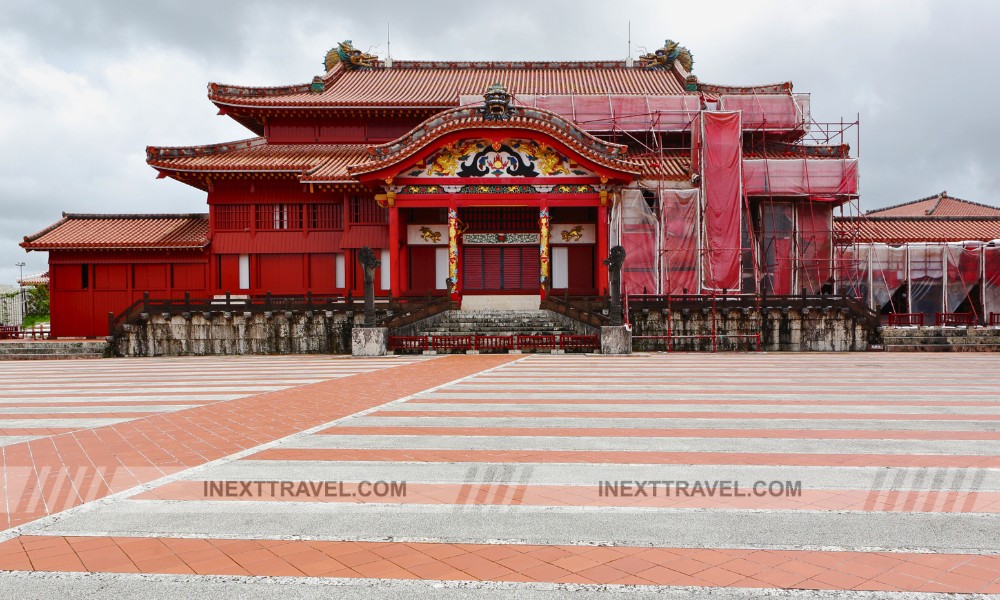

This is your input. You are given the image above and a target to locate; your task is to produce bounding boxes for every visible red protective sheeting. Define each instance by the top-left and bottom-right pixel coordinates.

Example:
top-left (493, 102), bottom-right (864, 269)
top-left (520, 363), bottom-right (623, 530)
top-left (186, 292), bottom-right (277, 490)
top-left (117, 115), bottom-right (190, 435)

top-left (797, 203), bottom-right (833, 294)
top-left (700, 111), bottom-right (742, 291)
top-left (985, 246), bottom-right (1000, 319)
top-left (660, 189), bottom-right (699, 294)
top-left (620, 189), bottom-right (658, 295)
top-left (743, 159), bottom-right (859, 196)
top-left (761, 204), bottom-right (794, 294)
top-left (945, 245), bottom-right (981, 313)
top-left (464, 95), bottom-right (702, 132)
top-left (717, 95), bottom-right (803, 130)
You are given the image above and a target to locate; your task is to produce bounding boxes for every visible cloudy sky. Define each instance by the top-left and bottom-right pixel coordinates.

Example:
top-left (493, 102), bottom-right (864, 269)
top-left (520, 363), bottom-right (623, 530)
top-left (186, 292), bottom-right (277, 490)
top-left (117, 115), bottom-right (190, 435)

top-left (2, 0), bottom-right (998, 284)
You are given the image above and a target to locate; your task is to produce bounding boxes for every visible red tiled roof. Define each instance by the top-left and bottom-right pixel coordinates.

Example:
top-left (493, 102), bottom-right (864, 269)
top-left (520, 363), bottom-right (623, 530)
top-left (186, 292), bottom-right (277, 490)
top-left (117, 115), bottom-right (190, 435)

top-left (630, 151), bottom-right (691, 180)
top-left (866, 192), bottom-right (1000, 218)
top-left (209, 61), bottom-right (691, 109)
top-left (17, 271), bottom-right (48, 287)
top-left (22, 214), bottom-right (209, 251)
top-left (340, 225), bottom-right (388, 249)
top-left (834, 217), bottom-right (1000, 244)
top-left (147, 138), bottom-right (370, 178)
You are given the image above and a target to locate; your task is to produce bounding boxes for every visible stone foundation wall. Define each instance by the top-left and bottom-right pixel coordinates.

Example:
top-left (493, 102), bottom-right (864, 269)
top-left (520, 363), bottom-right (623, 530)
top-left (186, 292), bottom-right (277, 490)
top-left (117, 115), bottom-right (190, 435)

top-left (114, 311), bottom-right (365, 357)
top-left (882, 327), bottom-right (1000, 351)
top-left (630, 307), bottom-right (877, 352)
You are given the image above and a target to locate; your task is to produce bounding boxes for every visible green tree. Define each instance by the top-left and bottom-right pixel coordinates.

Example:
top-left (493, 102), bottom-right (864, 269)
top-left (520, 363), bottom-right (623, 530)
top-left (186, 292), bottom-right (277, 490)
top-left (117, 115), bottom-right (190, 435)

top-left (24, 285), bottom-right (49, 319)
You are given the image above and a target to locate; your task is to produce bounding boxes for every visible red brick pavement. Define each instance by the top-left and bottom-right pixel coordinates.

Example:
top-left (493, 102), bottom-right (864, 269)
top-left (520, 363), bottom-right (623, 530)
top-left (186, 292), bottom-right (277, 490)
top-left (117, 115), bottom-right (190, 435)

top-left (0, 535), bottom-right (998, 593)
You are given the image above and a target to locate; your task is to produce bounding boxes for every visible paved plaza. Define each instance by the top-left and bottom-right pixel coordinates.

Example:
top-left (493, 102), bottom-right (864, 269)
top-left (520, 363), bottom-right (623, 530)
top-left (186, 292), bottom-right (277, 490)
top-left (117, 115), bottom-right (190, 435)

top-left (0, 353), bottom-right (998, 598)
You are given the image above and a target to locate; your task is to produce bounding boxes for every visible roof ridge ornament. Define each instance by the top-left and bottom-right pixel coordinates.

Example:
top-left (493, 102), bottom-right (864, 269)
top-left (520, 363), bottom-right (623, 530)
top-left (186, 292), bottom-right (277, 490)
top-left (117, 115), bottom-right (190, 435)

top-left (482, 83), bottom-right (514, 122)
top-left (326, 40), bottom-right (378, 71)
top-left (638, 39), bottom-right (693, 72)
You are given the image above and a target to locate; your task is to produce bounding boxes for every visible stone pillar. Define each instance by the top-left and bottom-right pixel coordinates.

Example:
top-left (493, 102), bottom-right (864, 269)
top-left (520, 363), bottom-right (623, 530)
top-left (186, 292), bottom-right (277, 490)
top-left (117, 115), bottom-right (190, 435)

top-left (447, 206), bottom-right (460, 300)
top-left (539, 206), bottom-right (550, 299)
top-left (600, 325), bottom-right (632, 355)
top-left (352, 327), bottom-right (388, 356)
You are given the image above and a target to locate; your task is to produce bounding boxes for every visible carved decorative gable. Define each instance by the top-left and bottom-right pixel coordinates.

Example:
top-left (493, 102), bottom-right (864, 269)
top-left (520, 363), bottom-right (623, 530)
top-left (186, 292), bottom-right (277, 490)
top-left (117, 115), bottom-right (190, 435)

top-left (401, 139), bottom-right (598, 180)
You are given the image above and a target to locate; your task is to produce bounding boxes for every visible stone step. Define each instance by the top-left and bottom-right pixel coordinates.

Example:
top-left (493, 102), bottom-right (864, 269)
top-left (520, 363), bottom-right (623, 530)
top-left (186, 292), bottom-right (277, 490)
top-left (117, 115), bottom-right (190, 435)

top-left (0, 341), bottom-right (109, 360)
top-left (0, 353), bottom-right (105, 360)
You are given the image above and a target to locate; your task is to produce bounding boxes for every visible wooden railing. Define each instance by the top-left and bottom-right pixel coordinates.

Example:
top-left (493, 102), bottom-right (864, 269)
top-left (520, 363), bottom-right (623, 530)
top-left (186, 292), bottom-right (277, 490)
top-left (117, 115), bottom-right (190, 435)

top-left (936, 312), bottom-right (976, 326)
top-left (540, 294), bottom-right (611, 328)
top-left (887, 313), bottom-right (924, 326)
top-left (0, 325), bottom-right (51, 340)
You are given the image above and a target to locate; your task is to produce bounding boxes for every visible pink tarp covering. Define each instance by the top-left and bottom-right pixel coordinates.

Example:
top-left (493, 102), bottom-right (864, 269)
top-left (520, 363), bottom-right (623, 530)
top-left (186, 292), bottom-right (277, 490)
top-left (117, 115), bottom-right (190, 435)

top-left (460, 95), bottom-right (702, 132)
top-left (661, 189), bottom-right (699, 294)
top-left (946, 245), bottom-right (981, 313)
top-left (701, 111), bottom-right (743, 291)
top-left (620, 189), bottom-right (658, 295)
top-left (717, 95), bottom-right (803, 130)
top-left (834, 245), bottom-right (868, 301)
top-left (743, 159), bottom-right (859, 196)
top-left (761, 203), bottom-right (794, 294)
top-left (797, 202), bottom-right (833, 294)
top-left (985, 247), bottom-right (1000, 319)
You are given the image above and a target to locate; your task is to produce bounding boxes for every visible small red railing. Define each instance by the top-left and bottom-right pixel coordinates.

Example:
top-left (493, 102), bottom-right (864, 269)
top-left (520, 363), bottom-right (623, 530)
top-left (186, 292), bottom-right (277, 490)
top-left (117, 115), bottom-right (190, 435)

top-left (0, 325), bottom-right (51, 340)
top-left (559, 335), bottom-right (600, 350)
top-left (936, 312), bottom-right (976, 326)
top-left (887, 313), bottom-right (924, 326)
top-left (388, 336), bottom-right (428, 351)
top-left (431, 336), bottom-right (473, 351)
top-left (991, 313), bottom-right (1000, 326)
top-left (516, 334), bottom-right (558, 350)
top-left (475, 336), bottom-right (513, 351)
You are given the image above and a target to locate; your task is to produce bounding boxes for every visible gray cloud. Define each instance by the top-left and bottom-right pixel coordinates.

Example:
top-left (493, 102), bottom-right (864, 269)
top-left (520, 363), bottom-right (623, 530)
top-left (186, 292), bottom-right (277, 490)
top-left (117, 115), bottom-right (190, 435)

top-left (2, 0), bottom-right (998, 283)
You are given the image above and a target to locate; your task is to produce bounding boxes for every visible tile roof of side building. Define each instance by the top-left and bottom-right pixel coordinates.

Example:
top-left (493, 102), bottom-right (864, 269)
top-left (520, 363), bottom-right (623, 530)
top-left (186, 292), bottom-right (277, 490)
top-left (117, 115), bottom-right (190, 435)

top-left (834, 217), bottom-right (1000, 244)
top-left (21, 214), bottom-right (210, 251)
top-left (865, 191), bottom-right (1000, 218)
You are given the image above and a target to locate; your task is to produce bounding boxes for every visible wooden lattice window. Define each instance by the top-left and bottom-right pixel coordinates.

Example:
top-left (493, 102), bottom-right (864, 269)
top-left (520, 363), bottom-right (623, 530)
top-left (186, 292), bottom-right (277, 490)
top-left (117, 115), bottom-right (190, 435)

top-left (349, 195), bottom-right (387, 224)
top-left (214, 205), bottom-right (251, 231)
top-left (309, 203), bottom-right (344, 230)
top-left (256, 204), bottom-right (303, 230)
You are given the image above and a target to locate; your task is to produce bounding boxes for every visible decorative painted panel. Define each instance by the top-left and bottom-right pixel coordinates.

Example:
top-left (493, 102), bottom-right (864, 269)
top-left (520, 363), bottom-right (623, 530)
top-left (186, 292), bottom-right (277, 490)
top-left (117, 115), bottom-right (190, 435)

top-left (406, 224), bottom-right (447, 245)
top-left (550, 224), bottom-right (596, 245)
top-left (463, 233), bottom-right (541, 245)
top-left (403, 139), bottom-right (597, 179)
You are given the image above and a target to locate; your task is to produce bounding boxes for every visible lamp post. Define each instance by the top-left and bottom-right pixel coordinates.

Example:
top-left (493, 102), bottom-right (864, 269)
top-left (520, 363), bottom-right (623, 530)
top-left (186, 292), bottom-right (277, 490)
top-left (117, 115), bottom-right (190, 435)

top-left (15, 262), bottom-right (25, 284)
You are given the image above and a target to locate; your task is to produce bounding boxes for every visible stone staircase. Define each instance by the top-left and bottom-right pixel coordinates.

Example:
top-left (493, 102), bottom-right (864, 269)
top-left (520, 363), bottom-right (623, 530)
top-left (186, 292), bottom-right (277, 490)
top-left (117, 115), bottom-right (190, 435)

top-left (391, 309), bottom-right (598, 353)
top-left (0, 340), bottom-right (110, 360)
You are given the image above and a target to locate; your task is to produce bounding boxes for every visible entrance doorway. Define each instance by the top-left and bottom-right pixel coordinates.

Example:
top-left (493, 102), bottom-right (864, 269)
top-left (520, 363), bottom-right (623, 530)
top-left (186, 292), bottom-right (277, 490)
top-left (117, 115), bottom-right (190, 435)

top-left (463, 246), bottom-right (540, 293)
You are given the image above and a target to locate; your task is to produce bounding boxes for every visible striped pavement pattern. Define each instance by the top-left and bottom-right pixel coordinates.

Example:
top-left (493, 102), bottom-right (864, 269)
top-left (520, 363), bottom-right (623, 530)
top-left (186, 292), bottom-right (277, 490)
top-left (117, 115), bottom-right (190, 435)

top-left (0, 353), bottom-right (999, 597)
top-left (0, 356), bottom-right (420, 442)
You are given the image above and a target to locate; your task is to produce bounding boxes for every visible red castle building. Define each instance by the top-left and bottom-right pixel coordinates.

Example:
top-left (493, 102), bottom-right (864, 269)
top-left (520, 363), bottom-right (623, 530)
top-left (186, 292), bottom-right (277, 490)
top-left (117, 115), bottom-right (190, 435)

top-left (23, 39), bottom-right (860, 339)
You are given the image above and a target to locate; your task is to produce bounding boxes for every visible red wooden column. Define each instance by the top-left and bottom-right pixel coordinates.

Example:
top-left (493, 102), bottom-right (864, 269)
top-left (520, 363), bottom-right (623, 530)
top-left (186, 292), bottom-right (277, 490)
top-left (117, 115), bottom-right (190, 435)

top-left (597, 201), bottom-right (609, 295)
top-left (388, 204), bottom-right (401, 296)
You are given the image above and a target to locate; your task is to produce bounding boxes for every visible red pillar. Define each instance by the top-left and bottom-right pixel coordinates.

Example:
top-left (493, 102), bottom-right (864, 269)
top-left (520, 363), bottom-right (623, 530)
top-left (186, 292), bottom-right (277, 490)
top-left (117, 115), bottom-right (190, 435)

top-left (388, 205), bottom-right (401, 297)
top-left (597, 202), bottom-right (609, 295)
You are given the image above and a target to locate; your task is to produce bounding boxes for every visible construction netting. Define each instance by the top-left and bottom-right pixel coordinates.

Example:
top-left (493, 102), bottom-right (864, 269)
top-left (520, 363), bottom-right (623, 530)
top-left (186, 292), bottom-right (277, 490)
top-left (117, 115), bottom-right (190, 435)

top-left (660, 189), bottom-right (700, 294)
top-left (835, 241), bottom-right (1000, 322)
top-left (717, 94), bottom-right (808, 130)
top-left (743, 159), bottom-right (859, 196)
top-left (619, 188), bottom-right (659, 295)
